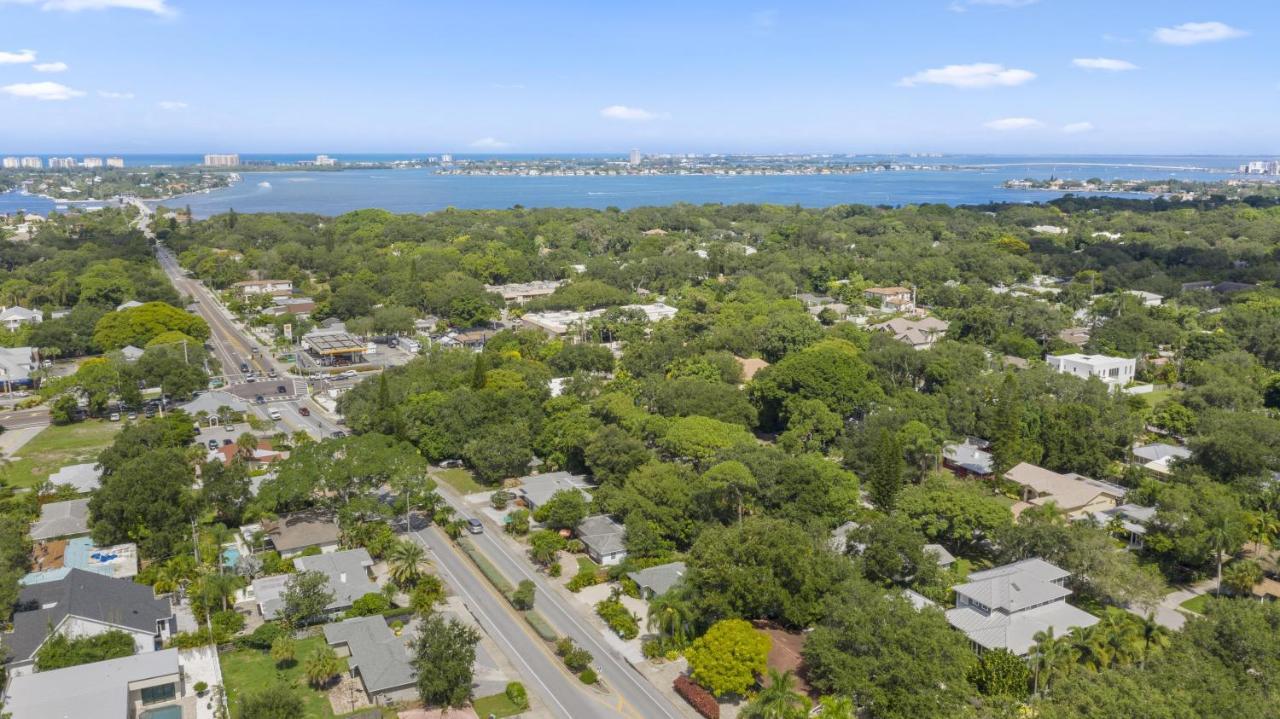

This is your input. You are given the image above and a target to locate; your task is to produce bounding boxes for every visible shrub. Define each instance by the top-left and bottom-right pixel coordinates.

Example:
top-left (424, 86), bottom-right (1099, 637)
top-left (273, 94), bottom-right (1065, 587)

top-left (491, 490), bottom-right (512, 510)
top-left (524, 612), bottom-right (557, 641)
top-left (242, 621), bottom-right (286, 650)
top-left (595, 595), bottom-right (640, 640)
top-left (567, 568), bottom-right (600, 593)
top-left (193, 681), bottom-right (209, 694)
top-left (675, 675), bottom-right (720, 719)
top-left (548, 562), bottom-right (563, 578)
top-left (506, 509), bottom-right (530, 536)
top-left (555, 637), bottom-right (576, 657)
top-left (511, 580), bottom-right (536, 610)
top-left (564, 646), bottom-right (594, 673)
top-left (565, 539), bottom-right (585, 554)
top-left (579, 668), bottom-right (598, 685)
top-left (642, 639), bottom-right (665, 660)
top-left (505, 681), bottom-right (528, 709)
top-left (211, 609), bottom-right (246, 642)
top-left (346, 592), bottom-right (392, 618)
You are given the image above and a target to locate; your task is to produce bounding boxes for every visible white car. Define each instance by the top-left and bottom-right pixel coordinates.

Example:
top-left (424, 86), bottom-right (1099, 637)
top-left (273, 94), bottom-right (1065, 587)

top-left (268, 408), bottom-right (281, 421)
top-left (365, 342), bottom-right (378, 355)
top-left (339, 369), bottom-right (358, 379)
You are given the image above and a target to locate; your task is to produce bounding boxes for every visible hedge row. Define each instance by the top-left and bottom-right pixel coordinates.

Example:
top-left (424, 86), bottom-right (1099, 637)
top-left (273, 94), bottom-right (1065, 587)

top-left (675, 675), bottom-right (719, 719)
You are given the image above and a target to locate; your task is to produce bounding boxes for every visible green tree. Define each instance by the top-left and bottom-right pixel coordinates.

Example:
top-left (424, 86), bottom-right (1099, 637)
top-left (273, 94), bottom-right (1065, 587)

top-left (237, 681), bottom-right (303, 719)
top-left (303, 644), bottom-right (341, 688)
top-left (88, 447), bottom-right (195, 558)
top-left (413, 613), bottom-right (481, 708)
top-left (968, 648), bottom-right (1030, 698)
top-left (749, 338), bottom-right (882, 430)
top-left (647, 591), bottom-right (695, 649)
top-left (270, 635), bottom-right (296, 668)
top-left (685, 618), bottom-right (771, 697)
top-left (743, 669), bottom-right (811, 719)
top-left (700, 460), bottom-right (758, 525)
top-left (387, 539), bottom-right (427, 586)
top-left (280, 570), bottom-right (335, 627)
top-left (1222, 559), bottom-right (1263, 597)
top-left (778, 397), bottom-right (843, 455)
top-left (35, 629), bottom-right (136, 671)
top-left (534, 489), bottom-right (589, 530)
top-left (657, 415), bottom-right (755, 468)
top-left (867, 429), bottom-right (904, 512)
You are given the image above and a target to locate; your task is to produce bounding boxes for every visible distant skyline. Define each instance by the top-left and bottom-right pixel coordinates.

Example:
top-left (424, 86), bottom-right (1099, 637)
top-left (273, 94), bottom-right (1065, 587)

top-left (0, 0), bottom-right (1276, 154)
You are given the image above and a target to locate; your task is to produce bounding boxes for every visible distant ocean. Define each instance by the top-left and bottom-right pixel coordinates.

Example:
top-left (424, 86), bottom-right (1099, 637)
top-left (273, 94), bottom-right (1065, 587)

top-left (0, 154), bottom-right (1271, 219)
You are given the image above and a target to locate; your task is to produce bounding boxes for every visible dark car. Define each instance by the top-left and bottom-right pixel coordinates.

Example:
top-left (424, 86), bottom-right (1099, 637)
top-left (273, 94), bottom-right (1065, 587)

top-left (207, 439), bottom-right (219, 450)
top-left (298, 406), bottom-right (310, 416)
top-left (239, 363), bottom-right (250, 373)
top-left (223, 438), bottom-right (233, 446)
top-left (330, 430), bottom-right (346, 438)
top-left (276, 385), bottom-right (287, 394)
top-left (255, 395), bottom-right (265, 404)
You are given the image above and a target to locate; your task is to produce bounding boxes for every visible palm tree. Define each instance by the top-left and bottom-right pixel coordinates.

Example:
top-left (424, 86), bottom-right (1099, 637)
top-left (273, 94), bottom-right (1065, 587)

top-left (1069, 625), bottom-right (1112, 673)
top-left (1247, 511), bottom-right (1280, 554)
top-left (646, 592), bottom-right (695, 649)
top-left (813, 696), bottom-right (856, 719)
top-left (1207, 517), bottom-right (1237, 595)
top-left (304, 645), bottom-right (341, 688)
top-left (270, 635), bottom-right (296, 668)
top-left (1222, 559), bottom-right (1264, 598)
top-left (444, 518), bottom-right (467, 540)
top-left (387, 540), bottom-right (426, 586)
top-left (1137, 613), bottom-right (1171, 669)
top-left (1031, 628), bottom-right (1076, 697)
top-left (743, 669), bottom-right (810, 719)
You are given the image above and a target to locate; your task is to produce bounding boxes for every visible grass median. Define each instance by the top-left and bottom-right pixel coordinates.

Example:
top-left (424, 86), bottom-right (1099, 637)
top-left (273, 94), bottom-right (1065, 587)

top-left (457, 538), bottom-right (559, 643)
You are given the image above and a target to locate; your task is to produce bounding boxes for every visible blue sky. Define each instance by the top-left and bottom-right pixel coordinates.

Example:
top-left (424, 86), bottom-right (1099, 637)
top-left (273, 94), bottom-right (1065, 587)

top-left (0, 0), bottom-right (1275, 154)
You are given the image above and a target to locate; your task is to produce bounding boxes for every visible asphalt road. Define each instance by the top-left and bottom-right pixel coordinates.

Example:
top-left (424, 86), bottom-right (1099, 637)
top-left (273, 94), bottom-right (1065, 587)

top-left (411, 523), bottom-right (630, 719)
top-left (0, 406), bottom-right (51, 430)
top-left (431, 486), bottom-right (687, 719)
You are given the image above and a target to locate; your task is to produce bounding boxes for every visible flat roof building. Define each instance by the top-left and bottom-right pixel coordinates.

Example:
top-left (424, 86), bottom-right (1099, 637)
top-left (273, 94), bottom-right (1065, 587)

top-left (1045, 353), bottom-right (1135, 389)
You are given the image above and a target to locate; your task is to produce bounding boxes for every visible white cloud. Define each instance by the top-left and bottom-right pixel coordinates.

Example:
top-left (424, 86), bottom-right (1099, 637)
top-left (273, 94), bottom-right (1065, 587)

top-left (2, 81), bottom-right (85, 100)
top-left (600, 104), bottom-right (666, 121)
top-left (33, 61), bottom-right (68, 73)
top-left (899, 63), bottom-right (1035, 89)
top-left (1154, 21), bottom-right (1247, 46)
top-left (1063, 122), bottom-right (1095, 134)
top-left (1072, 57), bottom-right (1137, 71)
top-left (0, 49), bottom-right (37, 64)
top-left (0, 0), bottom-right (174, 15)
top-left (98, 90), bottom-right (134, 99)
top-left (984, 117), bottom-right (1043, 130)
top-left (157, 99), bottom-right (187, 110)
top-left (470, 137), bottom-right (510, 150)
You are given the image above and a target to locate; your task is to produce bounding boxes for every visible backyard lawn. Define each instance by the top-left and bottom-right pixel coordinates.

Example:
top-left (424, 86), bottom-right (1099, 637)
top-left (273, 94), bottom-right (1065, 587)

top-left (1180, 593), bottom-right (1211, 614)
top-left (435, 467), bottom-right (484, 495)
top-left (473, 692), bottom-right (525, 718)
top-left (1143, 386), bottom-right (1180, 408)
top-left (219, 635), bottom-right (349, 719)
top-left (5, 420), bottom-right (120, 488)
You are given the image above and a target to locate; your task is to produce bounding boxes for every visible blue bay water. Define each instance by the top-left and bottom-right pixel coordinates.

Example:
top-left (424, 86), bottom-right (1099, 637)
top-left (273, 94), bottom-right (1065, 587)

top-left (0, 155), bottom-right (1270, 219)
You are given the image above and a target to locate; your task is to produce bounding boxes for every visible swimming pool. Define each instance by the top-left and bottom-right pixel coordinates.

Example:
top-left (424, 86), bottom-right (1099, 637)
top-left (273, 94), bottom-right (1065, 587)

top-left (221, 546), bottom-right (241, 568)
top-left (140, 705), bottom-right (183, 719)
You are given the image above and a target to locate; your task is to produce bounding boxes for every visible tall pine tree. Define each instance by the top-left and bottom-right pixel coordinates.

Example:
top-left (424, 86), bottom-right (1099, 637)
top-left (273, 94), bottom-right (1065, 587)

top-left (868, 429), bottom-right (904, 511)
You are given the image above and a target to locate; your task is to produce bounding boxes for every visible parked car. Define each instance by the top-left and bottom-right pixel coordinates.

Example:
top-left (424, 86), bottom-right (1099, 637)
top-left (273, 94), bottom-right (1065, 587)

top-left (298, 406), bottom-right (310, 416)
top-left (339, 370), bottom-right (357, 379)
top-left (109, 412), bottom-right (121, 422)
top-left (330, 430), bottom-right (346, 438)
top-left (388, 338), bottom-right (398, 348)
top-left (267, 369), bottom-right (277, 378)
top-left (222, 438), bottom-right (233, 446)
top-left (127, 412), bottom-right (138, 420)
top-left (467, 518), bottom-right (483, 534)
top-left (207, 439), bottom-right (219, 450)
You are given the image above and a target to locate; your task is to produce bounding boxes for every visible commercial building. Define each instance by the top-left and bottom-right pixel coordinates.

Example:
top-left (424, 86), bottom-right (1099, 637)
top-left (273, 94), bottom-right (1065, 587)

top-left (629, 148), bottom-right (642, 166)
top-left (946, 558), bottom-right (1098, 656)
top-left (484, 279), bottom-right (563, 305)
top-left (1, 157), bottom-right (18, 169)
top-left (82, 157), bottom-right (104, 168)
top-left (232, 279), bottom-right (293, 296)
top-left (301, 327), bottom-right (367, 366)
top-left (202, 153), bottom-right (240, 167)
top-left (314, 154), bottom-right (337, 166)
top-left (106, 156), bottom-right (125, 168)
top-left (20, 156), bottom-right (42, 169)
top-left (520, 302), bottom-right (678, 337)
top-left (1045, 353), bottom-right (1136, 389)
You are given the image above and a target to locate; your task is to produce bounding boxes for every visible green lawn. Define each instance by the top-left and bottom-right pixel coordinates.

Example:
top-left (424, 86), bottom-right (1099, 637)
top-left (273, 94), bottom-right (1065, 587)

top-left (219, 635), bottom-right (349, 719)
top-left (473, 692), bottom-right (526, 718)
top-left (5, 420), bottom-right (120, 488)
top-left (1180, 593), bottom-right (1211, 614)
top-left (1143, 387), bottom-right (1180, 408)
top-left (435, 467), bottom-right (484, 494)
top-left (576, 556), bottom-right (599, 574)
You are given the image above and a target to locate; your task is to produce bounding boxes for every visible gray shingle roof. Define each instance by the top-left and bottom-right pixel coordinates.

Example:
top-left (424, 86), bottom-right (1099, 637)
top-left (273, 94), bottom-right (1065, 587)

top-left (627, 562), bottom-right (686, 597)
top-left (2, 569), bottom-right (172, 664)
top-left (324, 616), bottom-right (415, 695)
top-left (29, 498), bottom-right (90, 541)
top-left (47, 463), bottom-right (102, 493)
top-left (253, 549), bottom-right (377, 620)
top-left (577, 515), bottom-right (626, 557)
top-left (179, 390), bottom-right (250, 416)
top-left (517, 471), bottom-right (590, 508)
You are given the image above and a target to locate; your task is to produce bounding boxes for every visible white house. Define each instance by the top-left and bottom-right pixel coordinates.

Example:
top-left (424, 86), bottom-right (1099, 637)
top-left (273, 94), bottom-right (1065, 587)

top-left (232, 279), bottom-right (293, 297)
top-left (1045, 353), bottom-right (1135, 389)
top-left (576, 515), bottom-right (627, 565)
top-left (0, 306), bottom-right (42, 331)
top-left (945, 558), bottom-right (1098, 656)
top-left (1, 648), bottom-right (193, 719)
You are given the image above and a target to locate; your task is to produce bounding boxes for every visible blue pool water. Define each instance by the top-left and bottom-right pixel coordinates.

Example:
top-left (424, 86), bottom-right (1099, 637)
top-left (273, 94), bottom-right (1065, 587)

top-left (141, 706), bottom-right (184, 719)
top-left (221, 546), bottom-right (241, 568)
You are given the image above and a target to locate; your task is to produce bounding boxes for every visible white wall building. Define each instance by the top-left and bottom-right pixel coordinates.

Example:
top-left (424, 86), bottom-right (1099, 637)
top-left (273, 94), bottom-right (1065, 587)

top-left (81, 157), bottom-right (103, 168)
top-left (203, 153), bottom-right (240, 167)
top-left (1045, 353), bottom-right (1135, 388)
top-left (946, 558), bottom-right (1098, 656)
top-left (20, 157), bottom-right (42, 169)
top-left (106, 156), bottom-right (125, 168)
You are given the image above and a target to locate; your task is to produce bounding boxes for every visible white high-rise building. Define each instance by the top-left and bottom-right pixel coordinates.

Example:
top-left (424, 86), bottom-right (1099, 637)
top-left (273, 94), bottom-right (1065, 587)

top-left (314, 154), bottom-right (336, 166)
top-left (1, 157), bottom-right (18, 169)
top-left (20, 157), bottom-right (42, 169)
top-left (106, 157), bottom-right (125, 168)
top-left (46, 157), bottom-right (69, 169)
top-left (81, 157), bottom-right (103, 169)
top-left (1269, 161), bottom-right (1280, 176)
top-left (440, 154), bottom-right (452, 163)
top-left (629, 148), bottom-right (641, 166)
top-left (203, 153), bottom-right (240, 167)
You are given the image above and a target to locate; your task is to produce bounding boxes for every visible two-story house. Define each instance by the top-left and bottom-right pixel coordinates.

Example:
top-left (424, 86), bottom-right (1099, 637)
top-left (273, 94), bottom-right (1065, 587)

top-left (945, 558), bottom-right (1098, 656)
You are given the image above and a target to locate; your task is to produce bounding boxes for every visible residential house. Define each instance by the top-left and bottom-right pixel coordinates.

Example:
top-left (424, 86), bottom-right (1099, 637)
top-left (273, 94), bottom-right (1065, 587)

top-left (0, 306), bottom-right (42, 331)
top-left (2, 569), bottom-right (174, 678)
top-left (872, 316), bottom-right (950, 350)
top-left (515, 471), bottom-right (591, 511)
top-left (1131, 443), bottom-right (1191, 477)
top-left (1045, 353), bottom-right (1136, 389)
top-left (925, 544), bottom-right (956, 569)
top-left (1058, 327), bottom-right (1090, 348)
top-left (943, 439), bottom-right (994, 479)
top-left (626, 562), bottom-right (686, 599)
top-left (1004, 462), bottom-right (1127, 518)
top-left (1123, 290), bottom-right (1164, 307)
top-left (863, 286), bottom-right (914, 313)
top-left (232, 279), bottom-right (293, 297)
top-left (119, 345), bottom-right (145, 363)
top-left (1086, 503), bottom-right (1156, 549)
top-left (251, 548), bottom-right (378, 620)
top-left (945, 558), bottom-right (1098, 656)
top-left (734, 356), bottom-right (769, 385)
top-left (29, 498), bottom-right (90, 541)
top-left (0, 648), bottom-right (192, 719)
top-left (576, 515), bottom-right (627, 565)
top-left (260, 508), bottom-right (341, 557)
top-left (47, 462), bottom-right (102, 493)
top-left (324, 615), bottom-right (417, 705)
top-left (24, 536), bottom-right (138, 585)
top-left (207, 439), bottom-right (288, 469)
top-left (0, 346), bottom-right (38, 386)
top-left (484, 280), bottom-right (564, 305)
top-left (438, 326), bottom-right (494, 351)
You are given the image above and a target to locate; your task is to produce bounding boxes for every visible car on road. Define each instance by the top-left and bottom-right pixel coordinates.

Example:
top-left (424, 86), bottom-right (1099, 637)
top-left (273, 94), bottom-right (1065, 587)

top-left (239, 363), bottom-right (250, 373)
top-left (467, 518), bottom-right (483, 534)
top-left (207, 439), bottom-right (219, 450)
top-left (276, 385), bottom-right (287, 394)
top-left (255, 395), bottom-right (265, 404)
top-left (298, 406), bottom-right (310, 416)
top-left (339, 370), bottom-right (357, 379)
top-left (268, 408), bottom-right (281, 420)
top-left (330, 430), bottom-right (345, 438)
top-left (267, 369), bottom-right (277, 378)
